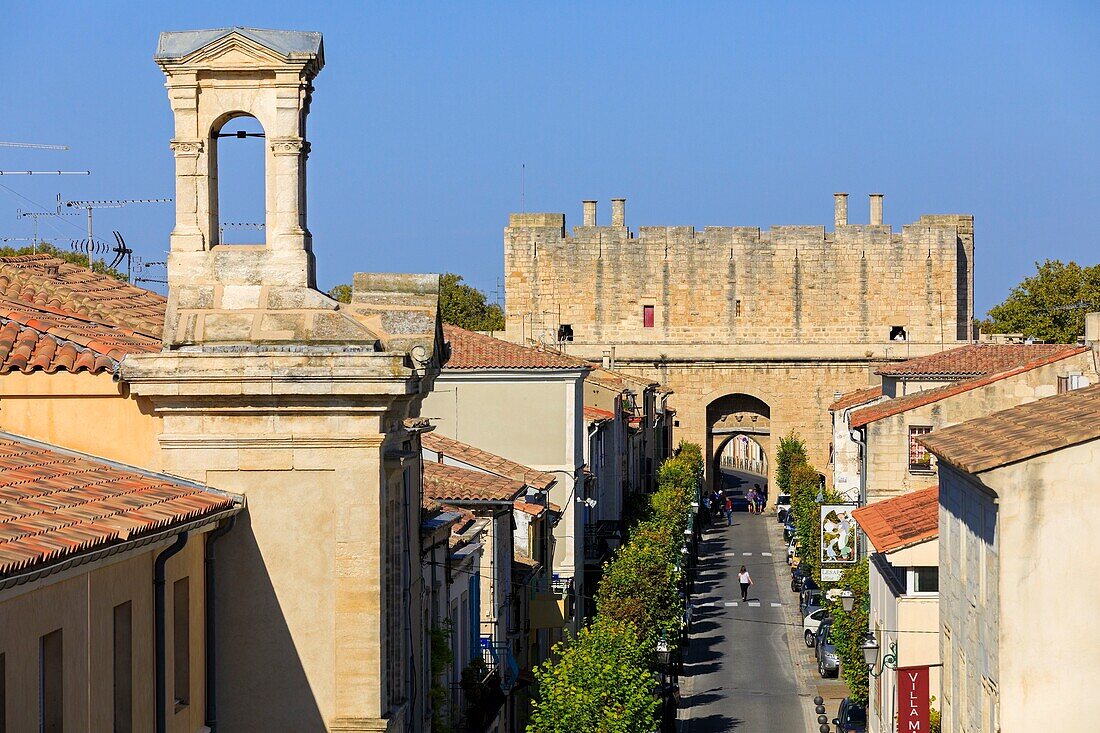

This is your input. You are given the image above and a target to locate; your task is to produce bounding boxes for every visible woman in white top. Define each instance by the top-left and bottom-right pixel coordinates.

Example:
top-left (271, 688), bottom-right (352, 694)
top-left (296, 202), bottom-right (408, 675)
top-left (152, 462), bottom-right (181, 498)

top-left (738, 565), bottom-right (753, 602)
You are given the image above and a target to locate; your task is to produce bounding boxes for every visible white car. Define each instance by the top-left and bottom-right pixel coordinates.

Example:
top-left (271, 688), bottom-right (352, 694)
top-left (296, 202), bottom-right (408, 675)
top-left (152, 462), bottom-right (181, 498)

top-left (803, 608), bottom-right (829, 647)
top-left (775, 493), bottom-right (792, 522)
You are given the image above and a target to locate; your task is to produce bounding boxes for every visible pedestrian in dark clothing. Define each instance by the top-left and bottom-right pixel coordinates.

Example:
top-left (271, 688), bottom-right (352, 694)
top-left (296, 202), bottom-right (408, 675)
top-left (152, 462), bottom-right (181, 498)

top-left (738, 565), bottom-right (753, 602)
top-left (724, 496), bottom-right (733, 526)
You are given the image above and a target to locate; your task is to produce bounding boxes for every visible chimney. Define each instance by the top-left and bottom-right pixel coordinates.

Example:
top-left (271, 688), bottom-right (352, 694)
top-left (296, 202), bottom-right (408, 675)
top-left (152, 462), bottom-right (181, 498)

top-left (869, 193), bottom-right (884, 226)
top-left (1086, 312), bottom-right (1100, 343)
top-left (611, 198), bottom-right (626, 227)
top-left (834, 193), bottom-right (848, 228)
top-left (582, 200), bottom-right (597, 227)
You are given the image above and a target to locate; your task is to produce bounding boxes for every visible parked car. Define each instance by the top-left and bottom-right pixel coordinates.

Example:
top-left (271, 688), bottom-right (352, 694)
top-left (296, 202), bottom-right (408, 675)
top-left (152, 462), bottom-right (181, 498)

top-left (799, 588), bottom-right (823, 618)
top-left (783, 521), bottom-right (797, 543)
top-left (775, 493), bottom-right (792, 522)
top-left (728, 491), bottom-right (750, 512)
top-left (786, 538), bottom-right (800, 564)
top-left (833, 697), bottom-right (867, 732)
top-left (791, 565), bottom-right (815, 592)
top-left (803, 608), bottom-right (828, 647)
top-left (815, 620), bottom-right (840, 678)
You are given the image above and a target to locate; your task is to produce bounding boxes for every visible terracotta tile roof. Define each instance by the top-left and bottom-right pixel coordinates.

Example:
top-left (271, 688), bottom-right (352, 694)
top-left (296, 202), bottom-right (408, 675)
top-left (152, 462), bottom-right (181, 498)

top-left (513, 499), bottom-right (547, 516)
top-left (852, 485), bottom-right (939, 554)
top-left (422, 432), bottom-right (557, 491)
top-left (0, 298), bottom-right (160, 375)
top-left (422, 461), bottom-right (526, 504)
top-left (0, 255), bottom-right (166, 337)
top-left (920, 383), bottom-right (1100, 474)
top-left (850, 346), bottom-right (1090, 429)
top-left (0, 433), bottom-right (239, 579)
top-left (829, 385), bottom-right (884, 412)
top-left (442, 324), bottom-right (591, 370)
top-left (583, 406), bottom-right (616, 423)
top-left (513, 552), bottom-right (539, 569)
top-left (875, 343), bottom-right (1081, 378)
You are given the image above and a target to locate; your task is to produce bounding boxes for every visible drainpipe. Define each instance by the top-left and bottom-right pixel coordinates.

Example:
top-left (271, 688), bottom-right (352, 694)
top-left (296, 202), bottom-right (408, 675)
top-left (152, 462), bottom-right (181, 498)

top-left (155, 532), bottom-right (189, 733)
top-left (850, 426), bottom-right (868, 556)
top-left (204, 517), bottom-right (236, 732)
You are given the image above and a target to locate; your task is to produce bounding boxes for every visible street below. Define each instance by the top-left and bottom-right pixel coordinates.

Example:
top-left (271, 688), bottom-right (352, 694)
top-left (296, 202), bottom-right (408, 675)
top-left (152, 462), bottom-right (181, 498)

top-left (678, 467), bottom-right (812, 732)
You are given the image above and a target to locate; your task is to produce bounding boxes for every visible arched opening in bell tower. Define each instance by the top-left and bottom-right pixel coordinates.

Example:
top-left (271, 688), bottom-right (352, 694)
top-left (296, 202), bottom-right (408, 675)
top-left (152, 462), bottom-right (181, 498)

top-left (209, 113), bottom-right (267, 246)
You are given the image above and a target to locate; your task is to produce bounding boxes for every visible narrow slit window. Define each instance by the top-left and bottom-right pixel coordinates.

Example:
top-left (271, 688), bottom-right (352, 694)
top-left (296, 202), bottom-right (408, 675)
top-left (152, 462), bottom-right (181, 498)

top-left (40, 628), bottom-right (63, 733)
top-left (642, 305), bottom-right (655, 328)
top-left (735, 299), bottom-right (742, 317)
top-left (173, 578), bottom-right (190, 709)
top-left (113, 602), bottom-right (133, 733)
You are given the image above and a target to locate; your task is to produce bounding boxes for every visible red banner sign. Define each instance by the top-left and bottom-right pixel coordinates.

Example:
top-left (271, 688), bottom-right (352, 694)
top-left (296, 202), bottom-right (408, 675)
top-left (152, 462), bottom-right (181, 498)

top-left (897, 665), bottom-right (930, 732)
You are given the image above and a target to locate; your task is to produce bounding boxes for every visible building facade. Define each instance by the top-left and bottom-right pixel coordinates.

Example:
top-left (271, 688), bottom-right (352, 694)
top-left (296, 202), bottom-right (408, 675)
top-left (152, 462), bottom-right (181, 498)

top-left (503, 195), bottom-right (975, 494)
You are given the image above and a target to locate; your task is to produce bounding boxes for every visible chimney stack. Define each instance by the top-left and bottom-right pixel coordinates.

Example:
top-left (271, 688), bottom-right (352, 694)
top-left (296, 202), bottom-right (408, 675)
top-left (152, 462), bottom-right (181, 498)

top-left (583, 200), bottom-right (598, 227)
top-left (869, 193), bottom-right (884, 226)
top-left (611, 198), bottom-right (626, 227)
top-left (834, 193), bottom-right (848, 228)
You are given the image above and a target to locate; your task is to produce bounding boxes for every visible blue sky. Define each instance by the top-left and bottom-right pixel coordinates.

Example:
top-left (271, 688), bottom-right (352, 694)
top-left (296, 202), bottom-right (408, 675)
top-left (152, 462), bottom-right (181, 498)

top-left (3, 2), bottom-right (1097, 316)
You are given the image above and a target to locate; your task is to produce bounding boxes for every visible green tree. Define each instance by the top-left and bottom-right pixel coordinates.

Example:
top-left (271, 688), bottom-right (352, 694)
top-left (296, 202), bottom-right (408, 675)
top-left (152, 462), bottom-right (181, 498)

top-left (982, 260), bottom-right (1100, 343)
top-left (327, 272), bottom-right (505, 331)
top-left (826, 560), bottom-right (869, 705)
top-left (775, 432), bottom-right (807, 492)
top-left (528, 617), bottom-right (658, 733)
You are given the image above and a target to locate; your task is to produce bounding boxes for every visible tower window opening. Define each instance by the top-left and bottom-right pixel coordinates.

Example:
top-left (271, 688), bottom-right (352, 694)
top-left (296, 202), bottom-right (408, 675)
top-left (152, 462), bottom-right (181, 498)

top-left (211, 114), bottom-right (267, 246)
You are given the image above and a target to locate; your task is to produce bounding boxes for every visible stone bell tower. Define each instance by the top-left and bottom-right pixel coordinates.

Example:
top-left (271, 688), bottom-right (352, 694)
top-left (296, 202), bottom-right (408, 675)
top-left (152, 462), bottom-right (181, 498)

top-left (124, 28), bottom-right (444, 733)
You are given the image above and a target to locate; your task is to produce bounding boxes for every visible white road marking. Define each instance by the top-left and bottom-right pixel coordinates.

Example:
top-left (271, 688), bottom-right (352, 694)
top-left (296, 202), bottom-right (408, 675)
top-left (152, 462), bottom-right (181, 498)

top-left (748, 600), bottom-right (761, 607)
top-left (723, 601), bottom-right (738, 607)
top-left (723, 552), bottom-right (737, 557)
top-left (770, 602), bottom-right (782, 607)
top-left (742, 552), bottom-right (752, 556)
top-left (761, 552), bottom-right (772, 557)
top-left (698, 601), bottom-right (715, 607)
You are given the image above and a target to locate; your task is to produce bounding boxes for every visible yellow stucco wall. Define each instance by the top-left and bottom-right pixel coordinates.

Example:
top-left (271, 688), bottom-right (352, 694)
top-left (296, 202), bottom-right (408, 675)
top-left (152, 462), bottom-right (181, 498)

top-left (0, 536), bottom-right (206, 732)
top-left (0, 371), bottom-right (161, 467)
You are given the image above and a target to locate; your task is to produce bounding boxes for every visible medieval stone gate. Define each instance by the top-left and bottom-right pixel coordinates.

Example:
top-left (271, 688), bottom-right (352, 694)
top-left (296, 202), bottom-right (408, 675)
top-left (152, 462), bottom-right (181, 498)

top-left (503, 195), bottom-right (974, 491)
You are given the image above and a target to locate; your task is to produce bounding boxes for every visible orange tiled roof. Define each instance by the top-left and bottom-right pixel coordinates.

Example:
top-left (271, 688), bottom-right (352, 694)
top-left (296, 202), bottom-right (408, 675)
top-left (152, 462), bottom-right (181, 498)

top-left (0, 298), bottom-right (160, 375)
top-left (829, 385), bottom-right (884, 412)
top-left (850, 346), bottom-right (1090, 429)
top-left (583, 406), bottom-right (615, 423)
top-left (422, 432), bottom-right (556, 490)
top-left (875, 343), bottom-right (1081, 378)
top-left (852, 485), bottom-right (938, 554)
top-left (920, 383), bottom-right (1100, 474)
top-left (0, 434), bottom-right (239, 579)
top-left (442, 324), bottom-right (591, 370)
top-left (0, 255), bottom-right (166, 337)
top-left (513, 499), bottom-right (547, 516)
top-left (423, 461), bottom-right (526, 504)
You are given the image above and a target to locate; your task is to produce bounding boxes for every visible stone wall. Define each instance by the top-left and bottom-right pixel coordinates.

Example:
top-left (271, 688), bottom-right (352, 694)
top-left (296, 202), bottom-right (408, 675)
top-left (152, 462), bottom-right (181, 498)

top-left (503, 198), bottom-right (975, 487)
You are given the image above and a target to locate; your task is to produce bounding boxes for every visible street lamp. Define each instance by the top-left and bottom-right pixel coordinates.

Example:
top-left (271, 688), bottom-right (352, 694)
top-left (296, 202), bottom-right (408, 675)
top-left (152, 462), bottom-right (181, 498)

top-left (860, 632), bottom-right (898, 677)
top-left (840, 586), bottom-right (855, 613)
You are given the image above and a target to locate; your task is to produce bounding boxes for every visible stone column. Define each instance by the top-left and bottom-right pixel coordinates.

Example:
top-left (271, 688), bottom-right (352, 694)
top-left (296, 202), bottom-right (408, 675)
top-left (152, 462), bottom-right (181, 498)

top-left (834, 193), bottom-right (848, 228)
top-left (583, 200), bottom-right (597, 227)
top-left (870, 193), bottom-right (884, 226)
top-left (611, 198), bottom-right (626, 227)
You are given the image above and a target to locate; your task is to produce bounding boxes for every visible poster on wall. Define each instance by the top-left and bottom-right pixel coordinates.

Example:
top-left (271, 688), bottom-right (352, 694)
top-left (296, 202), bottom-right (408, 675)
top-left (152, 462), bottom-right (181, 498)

top-left (820, 504), bottom-right (857, 563)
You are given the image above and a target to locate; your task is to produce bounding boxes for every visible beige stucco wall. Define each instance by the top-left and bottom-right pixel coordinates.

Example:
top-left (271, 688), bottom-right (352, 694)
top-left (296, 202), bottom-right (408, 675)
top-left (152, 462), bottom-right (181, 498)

top-left (867, 540), bottom-right (940, 733)
top-left (865, 350), bottom-right (1096, 503)
top-left (0, 535), bottom-right (205, 733)
top-left (0, 370), bottom-right (161, 467)
top-left (985, 440), bottom-right (1100, 731)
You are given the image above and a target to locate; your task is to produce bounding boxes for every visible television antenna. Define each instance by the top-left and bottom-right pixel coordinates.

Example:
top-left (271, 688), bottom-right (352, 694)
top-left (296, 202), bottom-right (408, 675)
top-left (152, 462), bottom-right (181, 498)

top-left (62, 195), bottom-right (172, 270)
top-left (17, 201), bottom-right (81, 252)
top-left (133, 255), bottom-right (168, 286)
top-left (0, 141), bottom-right (86, 176)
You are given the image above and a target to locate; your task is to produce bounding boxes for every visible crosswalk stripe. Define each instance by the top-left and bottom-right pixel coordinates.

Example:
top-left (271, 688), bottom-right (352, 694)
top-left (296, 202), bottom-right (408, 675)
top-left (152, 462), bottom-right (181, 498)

top-left (761, 552), bottom-right (772, 557)
top-left (742, 552), bottom-right (752, 556)
top-left (723, 601), bottom-right (738, 607)
top-left (748, 601), bottom-right (761, 607)
top-left (723, 552), bottom-right (737, 556)
top-left (770, 602), bottom-right (782, 607)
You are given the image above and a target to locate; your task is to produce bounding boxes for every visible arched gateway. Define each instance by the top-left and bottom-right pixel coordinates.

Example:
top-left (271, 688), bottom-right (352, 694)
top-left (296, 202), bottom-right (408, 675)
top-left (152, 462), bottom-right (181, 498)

top-left (706, 393), bottom-right (770, 490)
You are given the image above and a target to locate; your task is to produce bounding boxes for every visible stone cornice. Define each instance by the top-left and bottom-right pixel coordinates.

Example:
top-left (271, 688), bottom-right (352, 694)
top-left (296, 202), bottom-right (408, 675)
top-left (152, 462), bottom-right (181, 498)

top-left (159, 433), bottom-right (386, 449)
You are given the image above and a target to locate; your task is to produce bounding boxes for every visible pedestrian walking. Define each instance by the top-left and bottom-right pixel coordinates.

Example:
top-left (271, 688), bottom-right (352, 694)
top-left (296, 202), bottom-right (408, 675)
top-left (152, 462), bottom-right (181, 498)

top-left (753, 483), bottom-right (766, 514)
top-left (724, 495), bottom-right (733, 526)
top-left (747, 489), bottom-right (757, 515)
top-left (738, 565), bottom-right (753, 602)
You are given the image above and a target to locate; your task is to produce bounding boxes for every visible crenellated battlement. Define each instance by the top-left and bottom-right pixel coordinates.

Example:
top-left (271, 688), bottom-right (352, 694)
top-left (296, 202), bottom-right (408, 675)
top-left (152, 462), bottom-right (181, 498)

top-left (504, 194), bottom-right (974, 347)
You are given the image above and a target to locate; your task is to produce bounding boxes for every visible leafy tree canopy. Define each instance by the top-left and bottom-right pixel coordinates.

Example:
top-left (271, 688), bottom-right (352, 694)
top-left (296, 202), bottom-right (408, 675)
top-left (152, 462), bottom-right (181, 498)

top-left (529, 617), bottom-right (658, 733)
top-left (328, 272), bottom-right (505, 331)
top-left (982, 260), bottom-right (1100, 343)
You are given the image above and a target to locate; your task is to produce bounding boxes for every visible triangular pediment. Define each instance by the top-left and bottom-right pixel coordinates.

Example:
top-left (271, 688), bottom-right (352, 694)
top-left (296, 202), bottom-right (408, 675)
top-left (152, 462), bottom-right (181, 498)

top-left (155, 27), bottom-right (323, 70)
top-left (179, 33), bottom-right (291, 68)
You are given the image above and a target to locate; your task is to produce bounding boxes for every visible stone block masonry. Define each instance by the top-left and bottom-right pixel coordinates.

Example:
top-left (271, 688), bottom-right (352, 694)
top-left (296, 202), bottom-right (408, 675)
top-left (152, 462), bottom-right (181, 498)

top-left (503, 195), bottom-right (975, 487)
